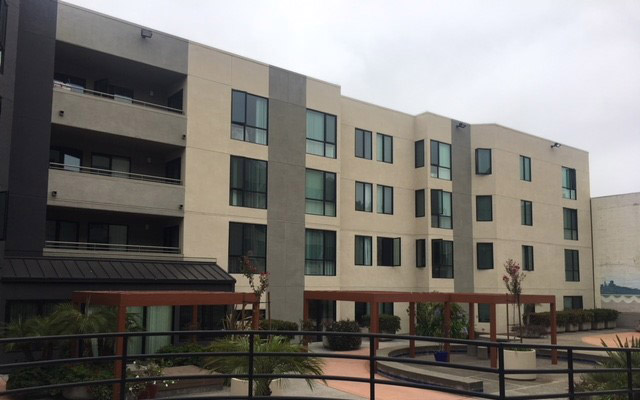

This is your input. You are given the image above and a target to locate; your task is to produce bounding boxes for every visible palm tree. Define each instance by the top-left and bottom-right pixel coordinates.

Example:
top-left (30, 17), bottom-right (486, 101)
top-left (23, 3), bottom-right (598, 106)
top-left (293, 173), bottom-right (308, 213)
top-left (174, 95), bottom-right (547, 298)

top-left (204, 336), bottom-right (325, 396)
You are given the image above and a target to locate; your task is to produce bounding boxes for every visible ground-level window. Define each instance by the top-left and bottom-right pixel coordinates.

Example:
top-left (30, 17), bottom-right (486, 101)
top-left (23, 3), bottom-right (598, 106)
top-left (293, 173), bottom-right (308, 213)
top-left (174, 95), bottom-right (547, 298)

top-left (563, 296), bottom-right (583, 310)
top-left (478, 304), bottom-right (490, 323)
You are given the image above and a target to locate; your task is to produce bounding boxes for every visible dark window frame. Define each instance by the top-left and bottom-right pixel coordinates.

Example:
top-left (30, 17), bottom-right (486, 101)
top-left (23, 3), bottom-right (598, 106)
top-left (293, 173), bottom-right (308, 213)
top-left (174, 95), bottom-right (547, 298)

top-left (478, 304), bottom-right (490, 323)
top-left (416, 239), bottom-right (426, 268)
top-left (415, 140), bottom-right (425, 168)
top-left (305, 229), bottom-right (337, 276)
top-left (415, 189), bottom-right (425, 218)
top-left (87, 222), bottom-right (128, 245)
top-left (306, 109), bottom-right (337, 159)
top-left (431, 189), bottom-right (453, 229)
top-left (305, 169), bottom-right (336, 217)
top-left (563, 208), bottom-right (578, 240)
top-left (355, 181), bottom-right (373, 212)
top-left (231, 89), bottom-right (269, 145)
top-left (46, 220), bottom-right (80, 243)
top-left (520, 155), bottom-right (531, 181)
top-left (476, 242), bottom-right (494, 270)
top-left (432, 239), bottom-right (454, 279)
top-left (377, 237), bottom-right (401, 267)
top-left (476, 195), bottom-right (493, 222)
top-left (91, 152), bottom-right (132, 176)
top-left (376, 185), bottom-right (394, 215)
top-left (376, 133), bottom-right (393, 163)
top-left (228, 222), bottom-right (267, 274)
top-left (521, 200), bottom-right (533, 226)
top-left (355, 235), bottom-right (372, 266)
top-left (475, 148), bottom-right (492, 175)
top-left (430, 140), bottom-right (452, 180)
top-left (355, 128), bottom-right (372, 160)
top-left (522, 245), bottom-right (534, 271)
top-left (565, 249), bottom-right (580, 282)
top-left (562, 167), bottom-right (577, 200)
top-left (229, 156), bottom-right (268, 210)
top-left (563, 296), bottom-right (583, 310)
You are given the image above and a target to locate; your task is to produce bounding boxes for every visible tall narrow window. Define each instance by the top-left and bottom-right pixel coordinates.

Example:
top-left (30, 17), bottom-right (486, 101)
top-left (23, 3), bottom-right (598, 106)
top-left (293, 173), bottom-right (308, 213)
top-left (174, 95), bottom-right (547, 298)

top-left (476, 243), bottom-right (494, 270)
top-left (520, 155), bottom-right (531, 181)
top-left (228, 222), bottom-right (267, 273)
top-left (49, 147), bottom-right (82, 172)
top-left (564, 249), bottom-right (580, 282)
top-left (415, 189), bottom-right (425, 217)
top-left (416, 239), bottom-right (426, 268)
top-left (521, 200), bottom-right (533, 226)
top-left (478, 304), bottom-right (490, 323)
top-left (0, 0), bottom-right (7, 74)
top-left (91, 153), bottom-right (131, 178)
top-left (305, 169), bottom-right (336, 216)
top-left (88, 223), bottom-right (127, 245)
top-left (563, 296), bottom-right (583, 310)
top-left (0, 191), bottom-right (6, 240)
top-left (230, 156), bottom-right (267, 209)
top-left (432, 239), bottom-right (453, 278)
top-left (307, 110), bottom-right (337, 158)
top-left (355, 181), bottom-right (372, 212)
top-left (430, 140), bottom-right (451, 180)
top-left (562, 167), bottom-right (577, 200)
top-left (231, 90), bottom-right (268, 145)
top-left (377, 237), bottom-right (401, 267)
top-left (376, 133), bottom-right (393, 163)
top-left (522, 245), bottom-right (534, 271)
top-left (46, 220), bottom-right (79, 243)
top-left (355, 129), bottom-right (372, 160)
top-left (415, 140), bottom-right (424, 168)
top-left (563, 208), bottom-right (578, 240)
top-left (305, 229), bottom-right (336, 276)
top-left (475, 149), bottom-right (492, 175)
top-left (355, 235), bottom-right (372, 266)
top-left (476, 195), bottom-right (493, 221)
top-left (377, 185), bottom-right (393, 215)
top-left (431, 190), bottom-right (452, 229)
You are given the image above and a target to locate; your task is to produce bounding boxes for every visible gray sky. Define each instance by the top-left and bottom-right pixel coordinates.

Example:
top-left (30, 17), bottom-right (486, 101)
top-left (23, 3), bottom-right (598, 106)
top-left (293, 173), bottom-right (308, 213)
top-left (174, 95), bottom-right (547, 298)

top-left (65, 0), bottom-right (640, 197)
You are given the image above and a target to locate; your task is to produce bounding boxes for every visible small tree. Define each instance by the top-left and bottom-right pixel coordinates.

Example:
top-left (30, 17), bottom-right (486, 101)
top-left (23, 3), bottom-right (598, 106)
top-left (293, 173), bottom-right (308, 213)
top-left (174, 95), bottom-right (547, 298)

top-left (503, 259), bottom-right (526, 343)
top-left (239, 256), bottom-right (269, 328)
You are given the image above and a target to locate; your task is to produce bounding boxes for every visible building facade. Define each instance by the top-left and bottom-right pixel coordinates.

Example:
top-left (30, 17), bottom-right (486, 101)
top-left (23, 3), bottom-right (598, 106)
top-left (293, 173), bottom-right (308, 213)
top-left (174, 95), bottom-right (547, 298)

top-left (0, 0), bottom-right (595, 332)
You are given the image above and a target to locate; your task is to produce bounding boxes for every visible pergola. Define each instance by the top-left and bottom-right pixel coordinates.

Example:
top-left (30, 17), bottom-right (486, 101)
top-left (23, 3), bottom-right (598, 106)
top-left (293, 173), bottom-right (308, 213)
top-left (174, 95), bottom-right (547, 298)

top-left (71, 290), bottom-right (261, 400)
top-left (303, 290), bottom-right (557, 368)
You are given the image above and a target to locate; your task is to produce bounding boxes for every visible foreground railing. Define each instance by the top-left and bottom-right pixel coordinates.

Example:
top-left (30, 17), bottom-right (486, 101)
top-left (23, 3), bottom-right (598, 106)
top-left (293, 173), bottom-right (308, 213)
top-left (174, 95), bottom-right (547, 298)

top-left (50, 162), bottom-right (182, 185)
top-left (0, 330), bottom-right (638, 400)
top-left (45, 240), bottom-right (181, 254)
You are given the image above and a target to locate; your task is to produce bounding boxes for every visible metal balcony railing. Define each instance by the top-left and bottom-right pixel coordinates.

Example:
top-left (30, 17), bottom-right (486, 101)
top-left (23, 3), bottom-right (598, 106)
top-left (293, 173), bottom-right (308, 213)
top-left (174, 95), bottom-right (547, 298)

top-left (49, 162), bottom-right (182, 185)
top-left (53, 81), bottom-right (184, 114)
top-left (45, 240), bottom-right (181, 254)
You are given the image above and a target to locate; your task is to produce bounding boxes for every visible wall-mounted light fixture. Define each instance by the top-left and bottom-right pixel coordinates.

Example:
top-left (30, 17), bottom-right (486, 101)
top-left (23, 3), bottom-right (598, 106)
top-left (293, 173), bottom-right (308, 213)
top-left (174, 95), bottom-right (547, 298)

top-left (551, 142), bottom-right (561, 149)
top-left (51, 191), bottom-right (57, 197)
top-left (182, 134), bottom-right (186, 140)
top-left (58, 110), bottom-right (64, 117)
top-left (456, 122), bottom-right (467, 129)
top-left (141, 28), bottom-right (153, 39)
top-left (179, 204), bottom-right (184, 210)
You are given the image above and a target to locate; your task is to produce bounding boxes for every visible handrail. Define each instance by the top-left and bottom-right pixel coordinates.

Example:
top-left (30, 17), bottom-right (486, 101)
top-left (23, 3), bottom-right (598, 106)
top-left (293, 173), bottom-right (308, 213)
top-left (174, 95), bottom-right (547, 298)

top-left (53, 81), bottom-right (184, 114)
top-left (44, 240), bottom-right (180, 254)
top-left (49, 162), bottom-right (182, 185)
top-left (0, 330), bottom-right (637, 400)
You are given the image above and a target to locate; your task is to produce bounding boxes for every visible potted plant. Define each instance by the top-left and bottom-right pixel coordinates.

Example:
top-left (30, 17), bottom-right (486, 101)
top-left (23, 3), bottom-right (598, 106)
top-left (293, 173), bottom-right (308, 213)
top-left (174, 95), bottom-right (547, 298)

top-left (592, 309), bottom-right (606, 330)
top-left (604, 309), bottom-right (620, 329)
top-left (127, 360), bottom-right (175, 400)
top-left (556, 311), bottom-right (567, 333)
top-left (414, 301), bottom-right (467, 362)
top-left (502, 259), bottom-right (536, 381)
top-left (579, 310), bottom-right (593, 331)
top-left (565, 310), bottom-right (580, 332)
top-left (323, 320), bottom-right (362, 351)
top-left (205, 335), bottom-right (324, 397)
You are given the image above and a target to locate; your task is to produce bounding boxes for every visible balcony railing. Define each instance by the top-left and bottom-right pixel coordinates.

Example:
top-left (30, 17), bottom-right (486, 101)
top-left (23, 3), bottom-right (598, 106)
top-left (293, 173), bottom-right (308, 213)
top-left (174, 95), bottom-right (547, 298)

top-left (45, 240), bottom-right (180, 254)
top-left (53, 81), bottom-right (184, 114)
top-left (49, 162), bottom-right (182, 185)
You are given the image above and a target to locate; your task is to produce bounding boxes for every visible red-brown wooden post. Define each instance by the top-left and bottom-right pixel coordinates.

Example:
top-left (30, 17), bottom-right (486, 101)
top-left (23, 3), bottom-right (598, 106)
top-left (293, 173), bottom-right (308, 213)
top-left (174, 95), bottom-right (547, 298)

top-left (468, 302), bottom-right (475, 340)
top-left (371, 301), bottom-right (379, 350)
top-left (490, 303), bottom-right (497, 368)
top-left (444, 301), bottom-right (452, 353)
top-left (113, 305), bottom-right (127, 400)
top-left (550, 301), bottom-right (558, 364)
top-left (191, 305), bottom-right (199, 343)
top-left (409, 302), bottom-right (416, 358)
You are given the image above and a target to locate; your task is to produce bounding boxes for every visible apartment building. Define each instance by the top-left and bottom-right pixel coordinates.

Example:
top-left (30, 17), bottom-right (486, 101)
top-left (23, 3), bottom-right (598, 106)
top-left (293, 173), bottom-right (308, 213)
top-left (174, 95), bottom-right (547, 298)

top-left (0, 0), bottom-right (594, 332)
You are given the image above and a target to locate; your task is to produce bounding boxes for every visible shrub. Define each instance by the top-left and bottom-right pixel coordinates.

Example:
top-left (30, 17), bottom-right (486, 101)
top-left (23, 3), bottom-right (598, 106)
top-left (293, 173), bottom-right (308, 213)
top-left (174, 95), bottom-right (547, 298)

top-left (556, 311), bottom-right (568, 326)
top-left (564, 310), bottom-right (581, 325)
top-left (259, 319), bottom-right (299, 339)
top-left (528, 312), bottom-right (550, 328)
top-left (300, 319), bottom-right (318, 345)
top-left (580, 310), bottom-right (594, 323)
top-left (156, 342), bottom-right (210, 367)
top-left (358, 315), bottom-right (370, 328)
top-left (603, 309), bottom-right (620, 322)
top-left (592, 308), bottom-right (608, 323)
top-left (415, 302), bottom-right (467, 339)
top-left (379, 314), bottom-right (401, 334)
top-left (323, 320), bottom-right (362, 351)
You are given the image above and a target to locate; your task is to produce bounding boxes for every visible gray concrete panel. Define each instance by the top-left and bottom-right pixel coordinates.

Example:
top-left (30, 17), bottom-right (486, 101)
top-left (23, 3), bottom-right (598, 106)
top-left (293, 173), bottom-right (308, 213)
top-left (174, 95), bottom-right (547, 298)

top-left (452, 121), bottom-right (474, 293)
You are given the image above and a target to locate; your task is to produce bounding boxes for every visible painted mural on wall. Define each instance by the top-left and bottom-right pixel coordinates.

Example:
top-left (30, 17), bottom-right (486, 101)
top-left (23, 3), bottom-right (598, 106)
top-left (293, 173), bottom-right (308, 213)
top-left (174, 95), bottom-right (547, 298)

top-left (600, 264), bottom-right (640, 312)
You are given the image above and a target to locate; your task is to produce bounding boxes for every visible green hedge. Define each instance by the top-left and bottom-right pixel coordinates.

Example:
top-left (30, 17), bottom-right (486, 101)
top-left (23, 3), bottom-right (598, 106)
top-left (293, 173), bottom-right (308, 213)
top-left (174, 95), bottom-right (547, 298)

top-left (324, 320), bottom-right (362, 351)
top-left (528, 308), bottom-right (619, 328)
top-left (359, 314), bottom-right (401, 334)
top-left (156, 342), bottom-right (210, 367)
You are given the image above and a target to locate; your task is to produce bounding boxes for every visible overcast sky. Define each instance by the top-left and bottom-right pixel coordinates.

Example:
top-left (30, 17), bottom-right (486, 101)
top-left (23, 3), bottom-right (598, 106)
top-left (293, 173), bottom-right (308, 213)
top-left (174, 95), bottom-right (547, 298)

top-left (65, 0), bottom-right (640, 197)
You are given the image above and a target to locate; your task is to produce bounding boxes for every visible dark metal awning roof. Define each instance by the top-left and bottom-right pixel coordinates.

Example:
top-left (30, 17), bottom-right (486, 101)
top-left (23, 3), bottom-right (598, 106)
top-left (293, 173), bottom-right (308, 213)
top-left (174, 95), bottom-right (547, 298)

top-left (0, 257), bottom-right (235, 284)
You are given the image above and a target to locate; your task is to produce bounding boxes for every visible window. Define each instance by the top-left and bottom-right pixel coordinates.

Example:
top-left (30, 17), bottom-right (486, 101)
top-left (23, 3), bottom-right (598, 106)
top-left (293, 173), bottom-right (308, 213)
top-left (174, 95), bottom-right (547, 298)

top-left (478, 304), bottom-right (490, 323)
top-left (0, 191), bottom-right (6, 240)
top-left (431, 190), bottom-right (452, 229)
top-left (228, 222), bottom-right (267, 273)
top-left (522, 245), bottom-right (534, 271)
top-left (377, 185), bottom-right (393, 215)
top-left (415, 189), bottom-right (425, 217)
top-left (231, 90), bottom-right (268, 145)
top-left (230, 156), bottom-right (267, 209)
top-left (307, 110), bottom-right (336, 158)
top-left (477, 243), bottom-right (494, 270)
top-left (88, 223), bottom-right (127, 245)
top-left (565, 249), bottom-right (580, 282)
top-left (355, 182), bottom-right (372, 212)
top-left (306, 169), bottom-right (336, 216)
top-left (475, 149), bottom-right (492, 175)
top-left (355, 129), bottom-right (372, 160)
top-left (432, 239), bottom-right (453, 278)
top-left (376, 133), bottom-right (393, 163)
top-left (45, 220), bottom-right (79, 242)
top-left (5, 301), bottom-right (60, 324)
top-left (476, 195), bottom-right (493, 221)
top-left (563, 296), bottom-right (583, 310)
top-left (563, 208), bottom-right (578, 240)
top-left (49, 147), bottom-right (82, 172)
top-left (377, 237), bottom-right (401, 267)
top-left (355, 302), bottom-right (394, 324)
top-left (520, 155), bottom-right (531, 181)
top-left (94, 79), bottom-right (133, 103)
top-left (305, 229), bottom-right (336, 276)
top-left (355, 235), bottom-right (372, 266)
top-left (416, 239), bottom-right (426, 268)
top-left (521, 200), bottom-right (533, 226)
top-left (415, 140), bottom-right (424, 168)
top-left (91, 153), bottom-right (131, 178)
top-left (430, 140), bottom-right (451, 180)
top-left (562, 167), bottom-right (577, 200)
top-left (0, 0), bottom-right (7, 73)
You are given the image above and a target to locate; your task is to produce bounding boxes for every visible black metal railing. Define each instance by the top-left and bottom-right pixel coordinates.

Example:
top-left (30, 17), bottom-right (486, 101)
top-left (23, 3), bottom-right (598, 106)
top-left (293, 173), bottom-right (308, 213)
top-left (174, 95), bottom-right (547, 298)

top-left (0, 330), bottom-right (638, 399)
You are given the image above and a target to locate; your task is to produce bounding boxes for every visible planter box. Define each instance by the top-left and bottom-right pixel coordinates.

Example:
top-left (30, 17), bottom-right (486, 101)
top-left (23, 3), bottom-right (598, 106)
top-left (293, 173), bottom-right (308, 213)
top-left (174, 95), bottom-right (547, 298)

top-left (566, 323), bottom-right (579, 332)
top-left (63, 386), bottom-right (91, 400)
top-left (579, 321), bottom-right (592, 331)
top-left (230, 378), bottom-right (286, 396)
top-left (504, 349), bottom-right (537, 381)
top-left (593, 321), bottom-right (605, 330)
top-left (605, 321), bottom-right (616, 329)
top-left (556, 325), bottom-right (566, 333)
